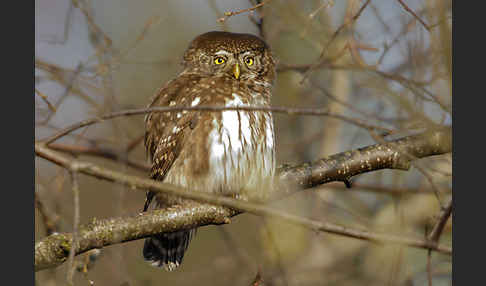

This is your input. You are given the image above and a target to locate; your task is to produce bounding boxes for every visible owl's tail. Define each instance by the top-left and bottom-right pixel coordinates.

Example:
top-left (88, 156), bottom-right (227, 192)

top-left (143, 229), bottom-right (196, 271)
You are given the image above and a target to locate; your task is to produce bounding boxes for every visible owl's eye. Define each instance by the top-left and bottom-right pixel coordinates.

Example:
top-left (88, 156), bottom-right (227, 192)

top-left (245, 57), bottom-right (254, 66)
top-left (214, 57), bottom-right (226, 65)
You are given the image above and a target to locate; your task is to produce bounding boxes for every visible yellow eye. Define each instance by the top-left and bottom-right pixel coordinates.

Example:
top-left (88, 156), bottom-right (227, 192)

top-left (245, 57), bottom-right (254, 66)
top-left (214, 57), bottom-right (225, 65)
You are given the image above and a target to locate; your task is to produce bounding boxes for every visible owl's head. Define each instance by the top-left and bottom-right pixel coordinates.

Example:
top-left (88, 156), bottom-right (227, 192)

top-left (182, 31), bottom-right (276, 85)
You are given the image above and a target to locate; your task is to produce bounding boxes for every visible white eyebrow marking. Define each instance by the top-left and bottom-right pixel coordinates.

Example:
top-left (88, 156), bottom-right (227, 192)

top-left (215, 50), bottom-right (231, 56)
top-left (240, 51), bottom-right (254, 57)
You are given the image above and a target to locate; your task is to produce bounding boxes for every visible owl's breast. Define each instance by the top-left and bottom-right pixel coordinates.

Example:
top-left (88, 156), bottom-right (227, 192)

top-left (206, 93), bottom-right (275, 197)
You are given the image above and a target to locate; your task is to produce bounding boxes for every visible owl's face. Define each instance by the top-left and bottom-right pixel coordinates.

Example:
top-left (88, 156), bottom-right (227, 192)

top-left (182, 31), bottom-right (276, 85)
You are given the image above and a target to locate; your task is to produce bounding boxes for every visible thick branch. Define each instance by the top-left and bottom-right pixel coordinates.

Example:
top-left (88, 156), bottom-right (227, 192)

top-left (34, 128), bottom-right (452, 271)
top-left (35, 202), bottom-right (235, 271)
top-left (35, 201), bottom-right (452, 272)
top-left (276, 128), bottom-right (451, 195)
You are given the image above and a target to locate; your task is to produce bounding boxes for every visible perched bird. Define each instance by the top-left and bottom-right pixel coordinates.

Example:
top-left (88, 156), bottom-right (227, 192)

top-left (143, 31), bottom-right (276, 271)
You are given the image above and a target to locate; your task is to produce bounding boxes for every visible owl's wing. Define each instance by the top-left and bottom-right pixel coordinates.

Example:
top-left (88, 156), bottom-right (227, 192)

top-left (143, 74), bottom-right (202, 211)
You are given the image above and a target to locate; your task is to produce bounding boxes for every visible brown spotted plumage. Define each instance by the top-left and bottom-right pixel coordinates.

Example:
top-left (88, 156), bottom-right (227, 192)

top-left (143, 31), bottom-right (276, 271)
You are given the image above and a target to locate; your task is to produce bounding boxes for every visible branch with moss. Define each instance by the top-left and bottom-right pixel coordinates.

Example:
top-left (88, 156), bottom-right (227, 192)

top-left (34, 128), bottom-right (452, 271)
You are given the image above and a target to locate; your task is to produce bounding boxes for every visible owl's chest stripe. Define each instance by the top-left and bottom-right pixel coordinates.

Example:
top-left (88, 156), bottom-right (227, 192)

top-left (221, 110), bottom-right (252, 152)
top-left (203, 93), bottom-right (274, 192)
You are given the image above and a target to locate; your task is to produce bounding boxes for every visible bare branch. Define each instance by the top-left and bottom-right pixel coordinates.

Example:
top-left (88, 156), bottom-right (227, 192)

top-left (66, 171), bottom-right (80, 285)
top-left (46, 143), bottom-right (452, 197)
top-left (35, 202), bottom-right (234, 271)
top-left (72, 0), bottom-right (112, 49)
top-left (48, 143), bottom-right (150, 172)
top-left (279, 62), bottom-right (451, 114)
top-left (35, 191), bottom-right (59, 236)
top-left (34, 200), bottom-right (452, 271)
top-left (40, 105), bottom-right (394, 145)
top-left (396, 0), bottom-right (430, 31)
top-left (217, 0), bottom-right (271, 23)
top-left (35, 89), bottom-right (57, 112)
top-left (34, 128), bottom-right (452, 271)
top-left (301, 0), bottom-right (371, 80)
top-left (427, 198), bottom-right (452, 242)
top-left (276, 128), bottom-right (451, 192)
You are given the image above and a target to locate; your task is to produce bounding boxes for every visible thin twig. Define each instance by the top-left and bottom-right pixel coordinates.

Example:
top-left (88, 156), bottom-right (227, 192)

top-left (368, 131), bottom-right (448, 207)
top-left (108, 15), bottom-right (162, 74)
top-left (40, 105), bottom-right (393, 145)
top-left (218, 0), bottom-right (271, 23)
top-left (376, 15), bottom-right (419, 66)
top-left (301, 0), bottom-right (371, 81)
top-left (280, 62), bottom-right (451, 114)
top-left (35, 89), bottom-right (57, 112)
top-left (67, 171), bottom-right (80, 285)
top-left (312, 82), bottom-right (403, 125)
top-left (36, 62), bottom-right (85, 125)
top-left (396, 0), bottom-right (430, 31)
top-left (410, 162), bottom-right (446, 206)
top-left (72, 0), bottom-right (112, 49)
top-left (308, 0), bottom-right (334, 19)
top-left (35, 191), bottom-right (59, 235)
top-left (372, 69), bottom-right (451, 114)
top-left (427, 198), bottom-right (452, 242)
top-left (48, 143), bottom-right (150, 172)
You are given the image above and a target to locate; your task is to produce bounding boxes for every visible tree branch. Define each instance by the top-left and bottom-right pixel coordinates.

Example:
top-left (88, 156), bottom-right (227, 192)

top-left (34, 128), bottom-right (452, 271)
top-left (276, 128), bottom-right (451, 193)
top-left (217, 0), bottom-right (271, 23)
top-left (396, 0), bottom-right (430, 31)
top-left (35, 202), bottom-right (235, 271)
top-left (48, 142), bottom-right (150, 172)
top-left (40, 105), bottom-right (393, 145)
top-left (427, 198), bottom-right (453, 242)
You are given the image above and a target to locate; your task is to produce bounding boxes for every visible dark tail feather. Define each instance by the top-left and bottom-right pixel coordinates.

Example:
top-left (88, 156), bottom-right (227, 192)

top-left (143, 229), bottom-right (196, 271)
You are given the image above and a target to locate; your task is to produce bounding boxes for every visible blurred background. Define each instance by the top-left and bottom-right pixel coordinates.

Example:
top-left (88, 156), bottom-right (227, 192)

top-left (35, 0), bottom-right (452, 285)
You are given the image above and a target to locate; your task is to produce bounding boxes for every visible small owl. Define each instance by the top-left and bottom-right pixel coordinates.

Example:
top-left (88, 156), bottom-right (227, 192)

top-left (143, 31), bottom-right (276, 271)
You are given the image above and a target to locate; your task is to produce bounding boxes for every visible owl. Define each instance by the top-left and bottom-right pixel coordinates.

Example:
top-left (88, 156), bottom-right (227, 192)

top-left (142, 31), bottom-right (276, 271)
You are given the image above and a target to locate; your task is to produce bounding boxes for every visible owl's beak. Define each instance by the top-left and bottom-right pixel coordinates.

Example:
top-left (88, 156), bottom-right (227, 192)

top-left (233, 63), bottom-right (240, 80)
